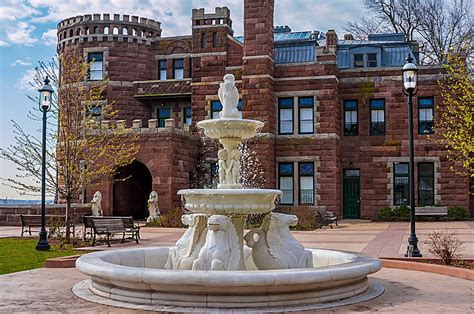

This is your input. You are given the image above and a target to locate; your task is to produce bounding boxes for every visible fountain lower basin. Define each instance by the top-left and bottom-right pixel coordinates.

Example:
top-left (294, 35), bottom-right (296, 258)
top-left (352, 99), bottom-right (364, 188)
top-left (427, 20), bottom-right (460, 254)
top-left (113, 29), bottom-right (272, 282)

top-left (75, 247), bottom-right (382, 310)
top-left (178, 189), bottom-right (282, 215)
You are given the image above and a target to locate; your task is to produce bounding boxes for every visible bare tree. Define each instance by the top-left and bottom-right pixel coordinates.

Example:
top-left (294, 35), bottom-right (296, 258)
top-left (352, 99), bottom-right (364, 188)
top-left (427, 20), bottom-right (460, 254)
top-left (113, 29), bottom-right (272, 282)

top-left (1, 49), bottom-right (140, 240)
top-left (344, 0), bottom-right (473, 64)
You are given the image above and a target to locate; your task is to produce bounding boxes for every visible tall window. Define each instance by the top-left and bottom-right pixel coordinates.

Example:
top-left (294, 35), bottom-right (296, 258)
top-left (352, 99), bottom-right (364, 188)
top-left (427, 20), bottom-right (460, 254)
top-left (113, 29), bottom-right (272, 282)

top-left (299, 162), bottom-right (314, 205)
top-left (201, 32), bottom-right (206, 48)
top-left (418, 162), bottom-right (434, 206)
top-left (394, 163), bottom-right (409, 205)
top-left (370, 99), bottom-right (385, 135)
top-left (157, 107), bottom-right (171, 127)
top-left (211, 100), bottom-right (242, 119)
top-left (212, 32), bottom-right (217, 48)
top-left (87, 52), bottom-right (103, 80)
top-left (367, 53), bottom-right (377, 67)
top-left (158, 60), bottom-right (167, 80)
top-left (278, 97), bottom-right (294, 134)
top-left (298, 97), bottom-right (314, 134)
top-left (418, 97), bottom-right (434, 134)
top-left (353, 54), bottom-right (364, 68)
top-left (173, 58), bottom-right (184, 79)
top-left (343, 100), bottom-right (358, 136)
top-left (279, 163), bottom-right (294, 205)
top-left (183, 107), bottom-right (192, 125)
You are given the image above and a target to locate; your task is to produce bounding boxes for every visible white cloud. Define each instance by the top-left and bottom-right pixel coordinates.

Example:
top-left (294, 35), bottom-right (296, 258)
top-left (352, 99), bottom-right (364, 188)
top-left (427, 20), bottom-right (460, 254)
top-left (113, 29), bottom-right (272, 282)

top-left (41, 29), bottom-right (57, 46)
top-left (17, 68), bottom-right (38, 91)
top-left (7, 22), bottom-right (38, 45)
top-left (11, 59), bottom-right (32, 66)
top-left (0, 0), bottom-right (40, 21)
top-left (0, 39), bottom-right (8, 47)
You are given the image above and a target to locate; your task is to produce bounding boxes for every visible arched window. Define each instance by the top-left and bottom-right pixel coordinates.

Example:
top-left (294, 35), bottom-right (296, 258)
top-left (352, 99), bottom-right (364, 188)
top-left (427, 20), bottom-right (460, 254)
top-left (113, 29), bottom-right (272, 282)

top-left (104, 26), bottom-right (109, 35)
top-left (93, 26), bottom-right (98, 34)
top-left (149, 32), bottom-right (153, 38)
top-left (132, 28), bottom-right (137, 36)
top-left (69, 29), bottom-right (73, 37)
top-left (123, 28), bottom-right (128, 35)
top-left (76, 28), bottom-right (81, 36)
top-left (113, 27), bottom-right (119, 35)
top-left (140, 30), bottom-right (144, 37)
top-left (85, 27), bottom-right (90, 35)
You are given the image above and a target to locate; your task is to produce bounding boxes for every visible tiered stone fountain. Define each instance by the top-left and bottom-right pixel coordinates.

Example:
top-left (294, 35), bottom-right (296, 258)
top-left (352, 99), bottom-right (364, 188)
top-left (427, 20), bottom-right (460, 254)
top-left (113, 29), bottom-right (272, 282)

top-left (74, 74), bottom-right (383, 312)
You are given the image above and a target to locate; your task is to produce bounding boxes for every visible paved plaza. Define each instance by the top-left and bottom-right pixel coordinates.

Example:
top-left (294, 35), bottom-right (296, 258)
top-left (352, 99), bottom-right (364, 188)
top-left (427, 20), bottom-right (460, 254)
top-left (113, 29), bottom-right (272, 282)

top-left (0, 221), bottom-right (473, 313)
top-left (1, 220), bottom-right (473, 258)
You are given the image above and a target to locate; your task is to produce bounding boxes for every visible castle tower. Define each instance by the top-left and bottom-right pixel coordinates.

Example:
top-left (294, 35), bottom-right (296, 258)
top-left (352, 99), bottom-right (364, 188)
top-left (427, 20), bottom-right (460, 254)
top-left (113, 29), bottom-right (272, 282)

top-left (242, 0), bottom-right (276, 189)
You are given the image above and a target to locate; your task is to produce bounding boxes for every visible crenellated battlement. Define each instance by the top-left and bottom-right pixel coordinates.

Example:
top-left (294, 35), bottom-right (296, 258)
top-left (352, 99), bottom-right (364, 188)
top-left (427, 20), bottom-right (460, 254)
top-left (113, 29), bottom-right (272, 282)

top-left (192, 7), bottom-right (232, 29)
top-left (57, 13), bottom-right (162, 50)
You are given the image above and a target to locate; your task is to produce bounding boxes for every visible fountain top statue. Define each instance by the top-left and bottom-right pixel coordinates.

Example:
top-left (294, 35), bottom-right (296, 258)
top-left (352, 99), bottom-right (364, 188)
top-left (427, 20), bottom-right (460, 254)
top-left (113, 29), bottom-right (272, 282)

top-left (218, 74), bottom-right (240, 119)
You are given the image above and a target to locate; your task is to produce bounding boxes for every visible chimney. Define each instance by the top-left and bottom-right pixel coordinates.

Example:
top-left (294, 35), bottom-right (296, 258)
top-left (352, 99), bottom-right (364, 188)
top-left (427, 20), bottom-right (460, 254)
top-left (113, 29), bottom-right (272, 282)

top-left (344, 33), bottom-right (354, 40)
top-left (326, 30), bottom-right (338, 49)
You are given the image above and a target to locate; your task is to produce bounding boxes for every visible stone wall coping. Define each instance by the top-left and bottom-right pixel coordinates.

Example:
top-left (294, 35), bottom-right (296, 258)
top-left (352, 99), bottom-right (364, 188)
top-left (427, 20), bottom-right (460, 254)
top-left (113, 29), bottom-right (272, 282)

top-left (0, 204), bottom-right (91, 209)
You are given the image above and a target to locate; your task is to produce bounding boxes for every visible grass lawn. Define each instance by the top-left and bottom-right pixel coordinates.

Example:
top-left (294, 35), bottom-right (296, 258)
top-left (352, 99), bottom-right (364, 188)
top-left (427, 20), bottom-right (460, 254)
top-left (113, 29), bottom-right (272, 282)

top-left (0, 238), bottom-right (81, 275)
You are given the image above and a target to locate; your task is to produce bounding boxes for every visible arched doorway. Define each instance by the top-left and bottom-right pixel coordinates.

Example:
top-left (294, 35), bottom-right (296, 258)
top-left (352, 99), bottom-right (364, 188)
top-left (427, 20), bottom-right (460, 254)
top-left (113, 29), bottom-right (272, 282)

top-left (113, 161), bottom-right (152, 219)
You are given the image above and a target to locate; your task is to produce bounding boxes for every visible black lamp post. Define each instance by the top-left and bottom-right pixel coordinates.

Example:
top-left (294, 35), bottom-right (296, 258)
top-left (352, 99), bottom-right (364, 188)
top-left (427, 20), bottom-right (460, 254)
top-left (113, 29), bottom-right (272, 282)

top-left (35, 77), bottom-right (54, 251)
top-left (402, 55), bottom-right (422, 257)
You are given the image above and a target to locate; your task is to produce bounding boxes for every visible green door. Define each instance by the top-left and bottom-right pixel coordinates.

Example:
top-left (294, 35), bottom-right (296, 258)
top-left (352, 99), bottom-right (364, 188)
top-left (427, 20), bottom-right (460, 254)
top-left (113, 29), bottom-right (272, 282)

top-left (343, 169), bottom-right (360, 219)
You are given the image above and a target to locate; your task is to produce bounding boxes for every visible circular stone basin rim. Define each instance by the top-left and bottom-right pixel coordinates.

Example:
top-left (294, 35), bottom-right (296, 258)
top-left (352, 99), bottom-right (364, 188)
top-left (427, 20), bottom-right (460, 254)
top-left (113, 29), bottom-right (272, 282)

top-left (76, 247), bottom-right (381, 286)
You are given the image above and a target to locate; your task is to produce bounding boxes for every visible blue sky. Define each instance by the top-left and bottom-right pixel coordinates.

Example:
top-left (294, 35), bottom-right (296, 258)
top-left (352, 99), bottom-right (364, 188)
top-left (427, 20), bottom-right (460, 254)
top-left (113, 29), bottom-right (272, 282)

top-left (0, 0), bottom-right (364, 199)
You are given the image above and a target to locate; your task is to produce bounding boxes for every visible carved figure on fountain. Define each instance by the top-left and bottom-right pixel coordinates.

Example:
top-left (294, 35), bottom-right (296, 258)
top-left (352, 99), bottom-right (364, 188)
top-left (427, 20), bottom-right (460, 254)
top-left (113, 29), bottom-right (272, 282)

top-left (228, 149), bottom-right (241, 185)
top-left (192, 215), bottom-right (240, 271)
top-left (218, 149), bottom-right (229, 185)
top-left (165, 214), bottom-right (208, 270)
top-left (244, 213), bottom-right (313, 270)
top-left (90, 191), bottom-right (103, 216)
top-left (146, 191), bottom-right (160, 222)
top-left (218, 74), bottom-right (240, 119)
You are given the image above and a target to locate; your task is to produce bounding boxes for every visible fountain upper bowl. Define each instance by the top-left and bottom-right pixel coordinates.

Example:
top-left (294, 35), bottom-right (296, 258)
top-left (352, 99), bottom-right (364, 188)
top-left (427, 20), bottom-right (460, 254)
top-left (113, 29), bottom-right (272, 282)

top-left (197, 118), bottom-right (265, 140)
top-left (178, 188), bottom-right (282, 215)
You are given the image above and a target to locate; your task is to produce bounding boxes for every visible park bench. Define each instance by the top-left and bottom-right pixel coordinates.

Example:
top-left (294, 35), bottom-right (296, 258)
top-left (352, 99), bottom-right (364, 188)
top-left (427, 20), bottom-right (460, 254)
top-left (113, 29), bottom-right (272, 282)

top-left (20, 214), bottom-right (75, 237)
top-left (83, 216), bottom-right (140, 242)
top-left (315, 210), bottom-right (339, 229)
top-left (91, 218), bottom-right (126, 247)
top-left (415, 207), bottom-right (448, 220)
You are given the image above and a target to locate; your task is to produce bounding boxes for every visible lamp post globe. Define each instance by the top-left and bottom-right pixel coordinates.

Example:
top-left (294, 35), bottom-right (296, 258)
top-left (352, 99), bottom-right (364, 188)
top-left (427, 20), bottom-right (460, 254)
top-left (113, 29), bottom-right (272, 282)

top-left (402, 55), bottom-right (422, 258)
top-left (35, 76), bottom-right (53, 251)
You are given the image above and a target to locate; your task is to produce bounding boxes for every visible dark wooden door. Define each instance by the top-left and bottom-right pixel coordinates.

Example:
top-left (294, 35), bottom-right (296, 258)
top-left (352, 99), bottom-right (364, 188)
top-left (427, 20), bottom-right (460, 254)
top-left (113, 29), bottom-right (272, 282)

top-left (343, 169), bottom-right (360, 219)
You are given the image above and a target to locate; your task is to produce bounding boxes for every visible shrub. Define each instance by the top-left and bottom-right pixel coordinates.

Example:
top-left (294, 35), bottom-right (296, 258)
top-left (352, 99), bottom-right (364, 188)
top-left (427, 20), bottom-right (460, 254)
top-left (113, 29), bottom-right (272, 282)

top-left (448, 206), bottom-right (470, 221)
top-left (291, 208), bottom-right (318, 231)
top-left (147, 209), bottom-right (185, 228)
top-left (428, 231), bottom-right (465, 265)
top-left (377, 207), bottom-right (393, 221)
top-left (395, 205), bottom-right (410, 221)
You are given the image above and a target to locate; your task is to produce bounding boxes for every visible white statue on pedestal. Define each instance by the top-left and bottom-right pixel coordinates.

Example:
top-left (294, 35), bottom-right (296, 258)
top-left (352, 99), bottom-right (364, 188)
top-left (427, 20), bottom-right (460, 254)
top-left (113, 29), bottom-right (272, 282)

top-left (192, 215), bottom-right (240, 271)
top-left (218, 74), bottom-right (240, 119)
top-left (244, 213), bottom-right (313, 269)
top-left (90, 191), bottom-right (102, 216)
top-left (146, 191), bottom-right (160, 222)
top-left (165, 214), bottom-right (207, 270)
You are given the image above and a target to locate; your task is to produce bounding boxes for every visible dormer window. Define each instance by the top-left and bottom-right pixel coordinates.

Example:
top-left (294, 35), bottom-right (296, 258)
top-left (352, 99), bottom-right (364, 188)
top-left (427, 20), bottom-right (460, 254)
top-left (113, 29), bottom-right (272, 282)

top-left (353, 54), bottom-right (364, 68)
top-left (367, 53), bottom-right (377, 67)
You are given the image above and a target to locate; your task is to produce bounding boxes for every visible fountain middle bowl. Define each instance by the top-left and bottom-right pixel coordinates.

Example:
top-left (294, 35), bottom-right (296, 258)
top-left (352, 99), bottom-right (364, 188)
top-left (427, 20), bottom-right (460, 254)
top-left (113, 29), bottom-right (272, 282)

top-left (178, 188), bottom-right (282, 215)
top-left (197, 118), bottom-right (265, 140)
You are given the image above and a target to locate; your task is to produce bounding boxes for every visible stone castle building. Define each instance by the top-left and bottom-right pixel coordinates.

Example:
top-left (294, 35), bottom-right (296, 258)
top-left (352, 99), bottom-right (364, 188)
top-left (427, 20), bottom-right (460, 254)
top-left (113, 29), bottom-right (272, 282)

top-left (56, 0), bottom-right (471, 220)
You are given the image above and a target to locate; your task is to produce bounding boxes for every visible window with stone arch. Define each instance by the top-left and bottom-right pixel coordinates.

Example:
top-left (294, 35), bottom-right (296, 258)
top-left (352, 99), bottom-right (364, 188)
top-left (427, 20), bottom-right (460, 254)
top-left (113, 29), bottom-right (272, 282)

top-left (76, 28), bottom-right (81, 36)
top-left (123, 28), bottom-right (128, 35)
top-left (104, 26), bottom-right (109, 35)
top-left (113, 27), bottom-right (119, 35)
